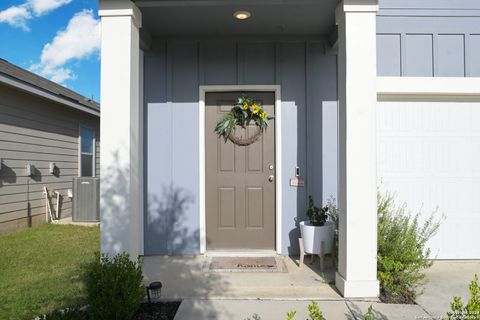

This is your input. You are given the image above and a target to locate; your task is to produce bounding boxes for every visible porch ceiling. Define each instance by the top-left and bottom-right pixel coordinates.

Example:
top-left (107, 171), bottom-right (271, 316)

top-left (134, 0), bottom-right (338, 36)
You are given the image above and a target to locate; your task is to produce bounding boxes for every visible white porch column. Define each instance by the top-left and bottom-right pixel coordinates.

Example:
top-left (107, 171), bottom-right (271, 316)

top-left (335, 0), bottom-right (380, 298)
top-left (99, 0), bottom-right (143, 258)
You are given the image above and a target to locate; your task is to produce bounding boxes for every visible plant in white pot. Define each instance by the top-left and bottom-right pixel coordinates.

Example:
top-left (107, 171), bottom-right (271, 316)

top-left (299, 196), bottom-right (335, 260)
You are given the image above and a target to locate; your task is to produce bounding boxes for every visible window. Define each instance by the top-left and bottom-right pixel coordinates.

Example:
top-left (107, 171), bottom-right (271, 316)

top-left (80, 126), bottom-right (95, 177)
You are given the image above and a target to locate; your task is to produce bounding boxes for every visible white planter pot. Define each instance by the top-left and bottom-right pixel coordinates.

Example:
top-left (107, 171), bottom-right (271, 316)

top-left (299, 220), bottom-right (334, 255)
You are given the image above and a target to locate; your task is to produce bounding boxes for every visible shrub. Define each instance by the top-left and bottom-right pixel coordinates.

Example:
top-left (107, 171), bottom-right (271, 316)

top-left (285, 302), bottom-right (323, 320)
top-left (448, 274), bottom-right (480, 320)
top-left (307, 301), bottom-right (323, 320)
top-left (82, 252), bottom-right (145, 320)
top-left (325, 196), bottom-right (338, 266)
top-left (377, 192), bottom-right (442, 303)
top-left (364, 305), bottom-right (374, 320)
top-left (40, 307), bottom-right (87, 320)
top-left (286, 310), bottom-right (297, 320)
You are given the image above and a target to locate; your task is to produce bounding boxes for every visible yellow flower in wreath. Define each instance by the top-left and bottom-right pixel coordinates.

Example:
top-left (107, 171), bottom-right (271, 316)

top-left (252, 104), bottom-right (260, 114)
top-left (260, 111), bottom-right (269, 119)
top-left (243, 103), bottom-right (249, 110)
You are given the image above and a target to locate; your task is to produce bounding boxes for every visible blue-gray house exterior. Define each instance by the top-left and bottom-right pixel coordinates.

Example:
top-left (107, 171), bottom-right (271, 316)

top-left (144, 39), bottom-right (337, 255)
top-left (377, 0), bottom-right (480, 77)
top-left (99, 0), bottom-right (480, 298)
top-left (142, 0), bottom-right (480, 256)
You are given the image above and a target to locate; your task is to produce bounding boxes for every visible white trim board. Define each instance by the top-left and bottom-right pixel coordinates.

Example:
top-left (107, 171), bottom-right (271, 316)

top-left (198, 85), bottom-right (282, 255)
top-left (377, 77), bottom-right (480, 101)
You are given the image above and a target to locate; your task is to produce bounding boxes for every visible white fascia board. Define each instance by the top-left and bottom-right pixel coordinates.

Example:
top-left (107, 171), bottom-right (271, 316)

top-left (343, 0), bottom-right (379, 13)
top-left (99, 0), bottom-right (142, 28)
top-left (136, 0), bottom-right (328, 7)
top-left (377, 77), bottom-right (480, 101)
top-left (0, 74), bottom-right (99, 117)
top-left (336, 0), bottom-right (379, 24)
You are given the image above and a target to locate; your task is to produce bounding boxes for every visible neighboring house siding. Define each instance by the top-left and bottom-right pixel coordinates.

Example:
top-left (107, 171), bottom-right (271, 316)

top-left (0, 84), bottom-right (100, 233)
top-left (144, 38), bottom-right (337, 255)
top-left (377, 0), bottom-right (480, 77)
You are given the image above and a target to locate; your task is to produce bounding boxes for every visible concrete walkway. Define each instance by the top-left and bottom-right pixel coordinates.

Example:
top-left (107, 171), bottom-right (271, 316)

top-left (57, 217), bottom-right (99, 227)
top-left (416, 260), bottom-right (480, 318)
top-left (173, 299), bottom-right (430, 320)
top-left (144, 258), bottom-right (479, 319)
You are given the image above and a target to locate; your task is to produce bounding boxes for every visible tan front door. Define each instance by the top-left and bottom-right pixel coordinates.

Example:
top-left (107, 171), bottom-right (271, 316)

top-left (205, 92), bottom-right (275, 250)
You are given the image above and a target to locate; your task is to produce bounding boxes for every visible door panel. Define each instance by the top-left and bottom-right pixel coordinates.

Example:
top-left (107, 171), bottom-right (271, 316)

top-left (205, 92), bottom-right (275, 250)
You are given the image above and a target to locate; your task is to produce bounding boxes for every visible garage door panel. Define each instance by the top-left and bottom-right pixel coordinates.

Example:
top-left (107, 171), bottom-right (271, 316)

top-left (378, 103), bottom-right (480, 135)
top-left (435, 218), bottom-right (480, 259)
top-left (378, 101), bottom-right (480, 259)
top-left (381, 179), bottom-right (480, 215)
top-left (378, 139), bottom-right (480, 178)
top-left (381, 178), bottom-right (480, 259)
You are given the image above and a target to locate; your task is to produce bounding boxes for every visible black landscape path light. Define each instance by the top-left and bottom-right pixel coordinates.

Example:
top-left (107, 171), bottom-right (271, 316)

top-left (146, 281), bottom-right (162, 303)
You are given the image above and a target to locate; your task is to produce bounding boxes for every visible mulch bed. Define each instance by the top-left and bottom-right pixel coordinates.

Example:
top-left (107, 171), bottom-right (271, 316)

top-left (379, 291), bottom-right (415, 304)
top-left (40, 302), bottom-right (182, 320)
top-left (132, 301), bottom-right (181, 320)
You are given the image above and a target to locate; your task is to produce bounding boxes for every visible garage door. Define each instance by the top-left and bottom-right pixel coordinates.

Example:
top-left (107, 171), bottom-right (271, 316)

top-left (377, 101), bottom-right (480, 259)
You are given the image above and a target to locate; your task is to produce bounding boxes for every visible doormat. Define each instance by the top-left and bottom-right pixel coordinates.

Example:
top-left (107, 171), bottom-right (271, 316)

top-left (205, 257), bottom-right (286, 273)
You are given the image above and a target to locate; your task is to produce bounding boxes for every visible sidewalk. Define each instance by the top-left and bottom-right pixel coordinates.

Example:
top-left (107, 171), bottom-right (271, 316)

top-left (173, 299), bottom-right (431, 320)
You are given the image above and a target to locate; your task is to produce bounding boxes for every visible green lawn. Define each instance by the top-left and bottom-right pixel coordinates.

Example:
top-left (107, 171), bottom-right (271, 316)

top-left (0, 224), bottom-right (99, 320)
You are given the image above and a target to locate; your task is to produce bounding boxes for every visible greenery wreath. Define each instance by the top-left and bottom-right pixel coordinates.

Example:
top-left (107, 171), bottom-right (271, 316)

top-left (215, 96), bottom-right (273, 146)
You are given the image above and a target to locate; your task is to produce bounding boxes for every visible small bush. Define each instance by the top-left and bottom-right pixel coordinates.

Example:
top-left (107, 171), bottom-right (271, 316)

top-left (364, 305), bottom-right (374, 320)
top-left (377, 192), bottom-right (442, 303)
top-left (448, 274), bottom-right (480, 320)
top-left (40, 307), bottom-right (87, 320)
top-left (284, 302), bottom-right (323, 320)
top-left (307, 301), bottom-right (323, 320)
top-left (286, 310), bottom-right (296, 320)
top-left (325, 196), bottom-right (338, 266)
top-left (82, 252), bottom-right (145, 320)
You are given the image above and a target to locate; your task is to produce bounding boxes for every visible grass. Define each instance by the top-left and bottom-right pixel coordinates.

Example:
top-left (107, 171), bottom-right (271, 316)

top-left (0, 224), bottom-right (99, 320)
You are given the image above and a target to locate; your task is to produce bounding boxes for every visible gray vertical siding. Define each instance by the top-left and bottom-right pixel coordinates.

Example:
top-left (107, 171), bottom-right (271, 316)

top-left (377, 0), bottom-right (480, 77)
top-left (144, 37), bottom-right (337, 255)
top-left (0, 84), bottom-right (100, 233)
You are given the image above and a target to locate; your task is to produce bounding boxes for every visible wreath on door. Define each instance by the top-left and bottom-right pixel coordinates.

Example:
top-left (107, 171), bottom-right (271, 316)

top-left (215, 96), bottom-right (273, 146)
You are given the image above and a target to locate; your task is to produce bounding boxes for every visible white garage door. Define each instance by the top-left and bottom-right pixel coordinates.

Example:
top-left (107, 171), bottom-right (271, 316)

top-left (377, 101), bottom-right (480, 259)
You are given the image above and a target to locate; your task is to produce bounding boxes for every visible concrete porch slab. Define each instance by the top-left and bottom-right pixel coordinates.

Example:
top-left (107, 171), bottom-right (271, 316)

top-left (142, 255), bottom-right (341, 300)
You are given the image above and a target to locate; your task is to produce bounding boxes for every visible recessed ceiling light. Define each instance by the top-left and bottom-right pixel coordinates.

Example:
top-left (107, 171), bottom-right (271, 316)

top-left (234, 11), bottom-right (251, 20)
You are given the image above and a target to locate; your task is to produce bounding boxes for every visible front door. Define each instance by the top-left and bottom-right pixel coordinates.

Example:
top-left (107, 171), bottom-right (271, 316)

top-left (205, 92), bottom-right (275, 250)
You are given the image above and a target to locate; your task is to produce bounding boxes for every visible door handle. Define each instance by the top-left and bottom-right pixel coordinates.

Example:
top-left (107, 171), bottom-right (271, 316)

top-left (268, 175), bottom-right (274, 182)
